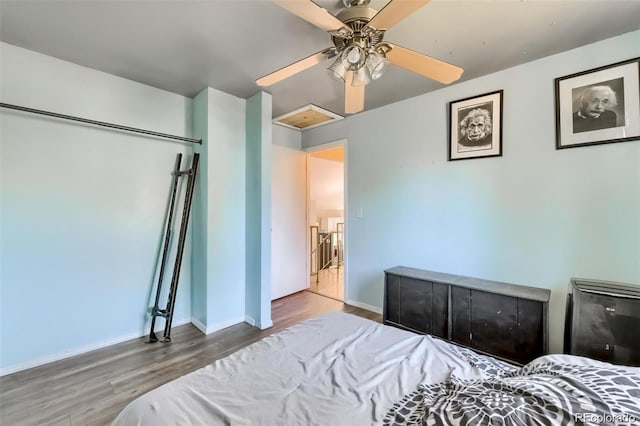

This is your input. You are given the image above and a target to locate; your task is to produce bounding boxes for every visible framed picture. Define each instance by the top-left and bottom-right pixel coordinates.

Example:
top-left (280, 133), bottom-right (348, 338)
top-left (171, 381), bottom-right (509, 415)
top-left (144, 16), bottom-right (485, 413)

top-left (555, 57), bottom-right (640, 149)
top-left (448, 90), bottom-right (503, 161)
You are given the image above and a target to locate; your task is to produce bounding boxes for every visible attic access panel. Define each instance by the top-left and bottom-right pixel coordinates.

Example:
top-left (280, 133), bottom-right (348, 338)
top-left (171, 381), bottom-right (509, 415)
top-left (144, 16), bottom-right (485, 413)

top-left (274, 104), bottom-right (343, 131)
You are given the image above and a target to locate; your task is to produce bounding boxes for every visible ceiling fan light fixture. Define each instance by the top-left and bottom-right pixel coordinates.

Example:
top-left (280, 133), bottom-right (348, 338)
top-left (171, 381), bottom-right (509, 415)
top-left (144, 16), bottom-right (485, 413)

top-left (366, 52), bottom-right (389, 80)
top-left (341, 45), bottom-right (366, 70)
top-left (263, 0), bottom-right (463, 115)
top-left (328, 56), bottom-right (347, 81)
top-left (352, 66), bottom-right (371, 87)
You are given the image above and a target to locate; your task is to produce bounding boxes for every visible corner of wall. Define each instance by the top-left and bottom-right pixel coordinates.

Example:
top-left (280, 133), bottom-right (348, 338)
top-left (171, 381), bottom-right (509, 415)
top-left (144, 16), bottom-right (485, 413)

top-left (245, 91), bottom-right (273, 328)
top-left (190, 88), bottom-right (209, 327)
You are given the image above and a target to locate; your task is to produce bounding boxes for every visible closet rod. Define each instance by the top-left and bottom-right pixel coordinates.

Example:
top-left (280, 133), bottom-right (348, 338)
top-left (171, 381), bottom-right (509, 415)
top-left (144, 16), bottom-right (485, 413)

top-left (0, 102), bottom-right (202, 145)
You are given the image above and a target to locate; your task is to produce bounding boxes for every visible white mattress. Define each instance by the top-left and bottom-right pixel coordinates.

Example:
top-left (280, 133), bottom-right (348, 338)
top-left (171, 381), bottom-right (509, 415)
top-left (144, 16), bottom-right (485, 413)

top-left (113, 312), bottom-right (640, 426)
top-left (113, 312), bottom-right (510, 425)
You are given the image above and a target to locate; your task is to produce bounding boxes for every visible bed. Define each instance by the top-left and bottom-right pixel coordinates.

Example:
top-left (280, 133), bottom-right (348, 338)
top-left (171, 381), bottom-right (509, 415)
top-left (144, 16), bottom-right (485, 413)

top-left (113, 312), bottom-right (640, 425)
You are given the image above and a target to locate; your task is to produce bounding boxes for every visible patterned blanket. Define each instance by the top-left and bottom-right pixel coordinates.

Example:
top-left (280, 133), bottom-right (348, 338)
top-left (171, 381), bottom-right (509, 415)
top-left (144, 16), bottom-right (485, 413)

top-left (384, 349), bottom-right (640, 426)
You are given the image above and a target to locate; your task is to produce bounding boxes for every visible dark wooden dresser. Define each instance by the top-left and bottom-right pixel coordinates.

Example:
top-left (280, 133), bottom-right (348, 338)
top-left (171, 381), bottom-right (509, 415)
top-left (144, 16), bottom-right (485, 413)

top-left (564, 277), bottom-right (640, 366)
top-left (384, 266), bottom-right (551, 365)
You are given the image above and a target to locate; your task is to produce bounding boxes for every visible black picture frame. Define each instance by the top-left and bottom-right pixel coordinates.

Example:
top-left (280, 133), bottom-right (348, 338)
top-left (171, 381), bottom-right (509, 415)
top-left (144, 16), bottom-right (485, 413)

top-left (448, 90), bottom-right (503, 161)
top-left (554, 57), bottom-right (640, 149)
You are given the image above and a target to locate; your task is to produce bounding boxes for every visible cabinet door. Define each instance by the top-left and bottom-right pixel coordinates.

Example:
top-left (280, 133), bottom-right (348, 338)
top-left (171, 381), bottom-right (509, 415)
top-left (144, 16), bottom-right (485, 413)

top-left (398, 277), bottom-right (431, 333)
top-left (471, 291), bottom-right (518, 360)
top-left (517, 298), bottom-right (544, 362)
top-left (572, 291), bottom-right (616, 363)
top-left (451, 287), bottom-right (471, 346)
top-left (431, 283), bottom-right (449, 339)
top-left (385, 274), bottom-right (401, 324)
top-left (612, 297), bottom-right (640, 366)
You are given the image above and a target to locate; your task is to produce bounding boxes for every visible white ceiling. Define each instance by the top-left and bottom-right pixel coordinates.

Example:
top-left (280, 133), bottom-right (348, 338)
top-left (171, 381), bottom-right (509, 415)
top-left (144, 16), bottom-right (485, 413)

top-left (1, 0), bottom-right (638, 118)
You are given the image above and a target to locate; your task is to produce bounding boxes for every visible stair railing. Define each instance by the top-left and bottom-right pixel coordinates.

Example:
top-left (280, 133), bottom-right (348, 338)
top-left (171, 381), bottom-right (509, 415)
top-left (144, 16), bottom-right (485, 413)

top-left (310, 224), bottom-right (344, 284)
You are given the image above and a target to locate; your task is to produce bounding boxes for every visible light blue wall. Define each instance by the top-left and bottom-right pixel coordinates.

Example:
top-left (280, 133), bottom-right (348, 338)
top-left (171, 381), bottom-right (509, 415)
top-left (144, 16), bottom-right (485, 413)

top-left (245, 92), bottom-right (273, 329)
top-left (190, 90), bottom-right (209, 327)
top-left (190, 88), bottom-right (247, 333)
top-left (272, 124), bottom-right (301, 149)
top-left (0, 42), bottom-right (193, 373)
top-left (302, 31), bottom-right (640, 353)
top-left (1, 43), bottom-right (254, 373)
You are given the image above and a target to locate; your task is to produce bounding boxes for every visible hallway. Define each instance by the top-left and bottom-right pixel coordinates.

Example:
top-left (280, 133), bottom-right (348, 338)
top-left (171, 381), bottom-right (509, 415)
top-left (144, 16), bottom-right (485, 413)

top-left (309, 266), bottom-right (344, 301)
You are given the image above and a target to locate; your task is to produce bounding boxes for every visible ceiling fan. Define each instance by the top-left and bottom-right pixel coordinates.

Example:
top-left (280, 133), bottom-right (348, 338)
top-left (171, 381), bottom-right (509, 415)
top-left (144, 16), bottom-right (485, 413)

top-left (257, 0), bottom-right (464, 114)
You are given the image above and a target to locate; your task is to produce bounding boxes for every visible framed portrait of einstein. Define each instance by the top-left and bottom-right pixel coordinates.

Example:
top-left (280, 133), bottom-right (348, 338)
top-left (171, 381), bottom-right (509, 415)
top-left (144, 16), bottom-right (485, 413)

top-left (448, 90), bottom-right (503, 161)
top-left (555, 57), bottom-right (640, 149)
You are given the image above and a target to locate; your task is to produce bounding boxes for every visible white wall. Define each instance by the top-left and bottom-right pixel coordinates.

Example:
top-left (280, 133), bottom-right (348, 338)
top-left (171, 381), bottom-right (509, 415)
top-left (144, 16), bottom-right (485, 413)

top-left (302, 31), bottom-right (640, 354)
top-left (0, 42), bottom-right (194, 373)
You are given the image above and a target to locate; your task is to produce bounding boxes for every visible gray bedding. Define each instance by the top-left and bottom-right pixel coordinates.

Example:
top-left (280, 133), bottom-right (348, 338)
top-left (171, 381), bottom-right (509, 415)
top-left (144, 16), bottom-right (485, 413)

top-left (113, 312), bottom-right (640, 426)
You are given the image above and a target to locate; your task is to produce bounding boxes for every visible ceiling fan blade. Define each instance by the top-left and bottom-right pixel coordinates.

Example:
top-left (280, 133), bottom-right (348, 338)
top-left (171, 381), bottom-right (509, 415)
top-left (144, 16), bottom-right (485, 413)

top-left (387, 44), bottom-right (463, 84)
top-left (257, 48), bottom-right (334, 87)
top-left (344, 71), bottom-right (365, 114)
top-left (273, 0), bottom-right (351, 33)
top-left (363, 0), bottom-right (430, 31)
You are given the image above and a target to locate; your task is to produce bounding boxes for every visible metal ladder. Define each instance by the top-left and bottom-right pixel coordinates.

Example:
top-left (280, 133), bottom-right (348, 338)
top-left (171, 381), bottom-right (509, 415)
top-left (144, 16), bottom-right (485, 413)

top-left (146, 152), bottom-right (199, 343)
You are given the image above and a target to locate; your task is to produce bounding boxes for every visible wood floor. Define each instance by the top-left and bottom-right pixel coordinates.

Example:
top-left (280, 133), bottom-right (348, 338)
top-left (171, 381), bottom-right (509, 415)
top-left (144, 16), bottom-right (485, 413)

top-left (308, 267), bottom-right (344, 301)
top-left (0, 291), bottom-right (381, 426)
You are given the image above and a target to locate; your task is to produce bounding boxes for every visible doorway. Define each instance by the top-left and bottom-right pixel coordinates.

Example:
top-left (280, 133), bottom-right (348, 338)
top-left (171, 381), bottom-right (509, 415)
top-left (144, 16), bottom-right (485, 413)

top-left (306, 143), bottom-right (345, 301)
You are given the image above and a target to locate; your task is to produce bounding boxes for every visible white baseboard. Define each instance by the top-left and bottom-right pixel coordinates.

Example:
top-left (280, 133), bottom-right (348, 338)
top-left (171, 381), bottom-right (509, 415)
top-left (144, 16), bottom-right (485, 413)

top-left (244, 316), bottom-right (272, 330)
top-left (345, 299), bottom-right (383, 315)
top-left (0, 318), bottom-right (190, 377)
top-left (244, 315), bottom-right (256, 327)
top-left (191, 316), bottom-right (245, 335)
top-left (191, 317), bottom-right (207, 334)
top-left (258, 319), bottom-right (273, 330)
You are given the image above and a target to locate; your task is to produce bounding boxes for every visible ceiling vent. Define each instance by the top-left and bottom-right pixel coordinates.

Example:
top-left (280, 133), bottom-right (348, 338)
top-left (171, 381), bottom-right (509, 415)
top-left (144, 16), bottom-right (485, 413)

top-left (274, 104), bottom-right (343, 131)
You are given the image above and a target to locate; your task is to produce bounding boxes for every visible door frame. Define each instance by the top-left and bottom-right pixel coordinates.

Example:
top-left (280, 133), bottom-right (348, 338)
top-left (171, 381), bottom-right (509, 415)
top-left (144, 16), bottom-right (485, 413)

top-left (304, 138), bottom-right (348, 301)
